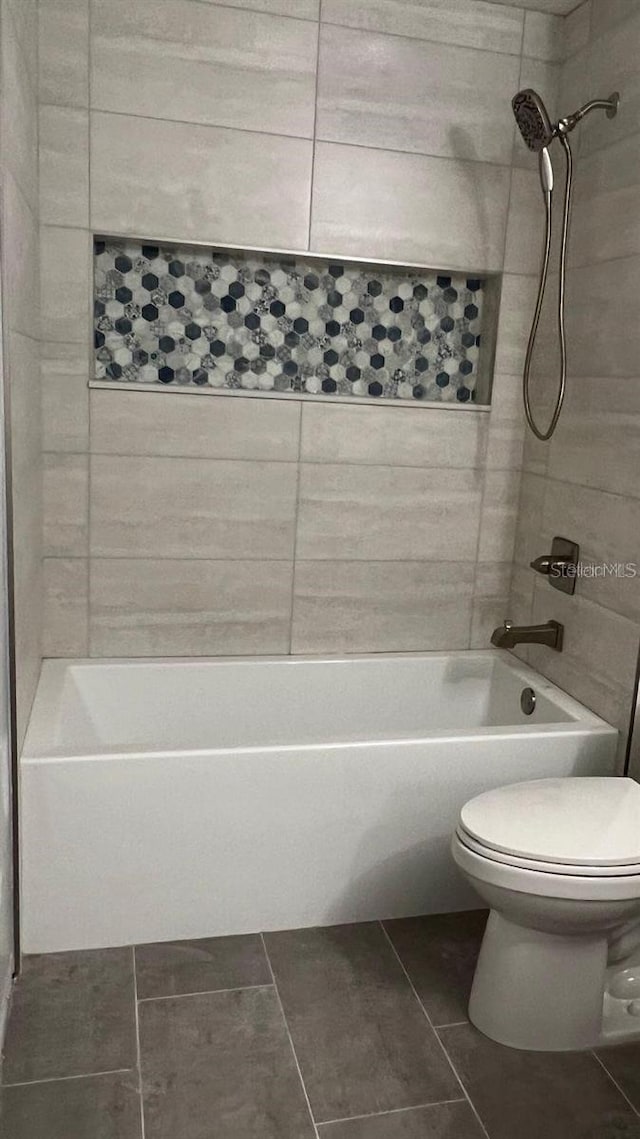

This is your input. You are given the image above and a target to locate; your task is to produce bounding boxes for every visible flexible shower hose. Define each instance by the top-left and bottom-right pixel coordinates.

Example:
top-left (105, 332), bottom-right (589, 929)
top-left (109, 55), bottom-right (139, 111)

top-left (522, 131), bottom-right (573, 441)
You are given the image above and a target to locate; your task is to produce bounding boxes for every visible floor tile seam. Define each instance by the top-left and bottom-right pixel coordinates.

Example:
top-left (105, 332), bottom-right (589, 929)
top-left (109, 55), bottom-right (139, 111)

top-left (317, 1096), bottom-right (468, 1127)
top-left (132, 945), bottom-right (147, 1139)
top-left (378, 921), bottom-right (492, 1139)
top-left (260, 932), bottom-right (321, 1138)
top-left (136, 982), bottom-right (274, 1003)
top-left (591, 1050), bottom-right (640, 1119)
top-left (1, 1066), bottom-right (136, 1089)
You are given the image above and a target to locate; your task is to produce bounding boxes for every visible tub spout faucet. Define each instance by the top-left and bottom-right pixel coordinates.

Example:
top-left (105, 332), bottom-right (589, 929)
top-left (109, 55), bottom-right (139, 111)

top-left (490, 619), bottom-right (564, 652)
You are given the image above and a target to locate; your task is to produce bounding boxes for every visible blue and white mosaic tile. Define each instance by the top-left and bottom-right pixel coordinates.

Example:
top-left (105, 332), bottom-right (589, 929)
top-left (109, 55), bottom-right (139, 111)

top-left (93, 238), bottom-right (488, 403)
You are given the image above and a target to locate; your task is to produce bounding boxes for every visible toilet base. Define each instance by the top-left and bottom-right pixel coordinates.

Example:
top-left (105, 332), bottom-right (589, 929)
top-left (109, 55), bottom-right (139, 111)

top-left (600, 955), bottom-right (640, 1045)
top-left (470, 910), bottom-right (610, 1051)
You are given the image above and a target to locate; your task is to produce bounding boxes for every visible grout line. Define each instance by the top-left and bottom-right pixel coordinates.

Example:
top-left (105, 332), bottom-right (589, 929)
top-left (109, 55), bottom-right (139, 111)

top-left (591, 1050), bottom-right (640, 1119)
top-left (167, 0), bottom-right (319, 26)
top-left (57, 555), bottom-right (486, 566)
top-left (87, 0), bottom-right (94, 652)
top-left (89, 105), bottom-right (313, 145)
top-left (87, 106), bottom-right (514, 174)
top-left (3, 1067), bottom-right (135, 1089)
top-left (137, 982), bottom-right (273, 1003)
top-left (86, 192), bottom-right (94, 657)
top-left (64, 450), bottom-right (491, 475)
top-left (260, 933), bottom-right (320, 1138)
top-left (86, 0), bottom-right (537, 58)
top-left (131, 947), bottom-right (147, 1139)
top-left (306, 0), bottom-right (322, 252)
top-left (317, 1097), bottom-right (467, 1128)
top-left (288, 402), bottom-right (303, 655)
top-left (379, 923), bottom-right (491, 1139)
top-left (434, 1020), bottom-right (469, 1029)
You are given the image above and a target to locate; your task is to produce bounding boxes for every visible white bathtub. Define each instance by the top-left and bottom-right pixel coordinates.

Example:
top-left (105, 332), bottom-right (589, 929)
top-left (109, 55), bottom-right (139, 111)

top-left (21, 650), bottom-right (618, 953)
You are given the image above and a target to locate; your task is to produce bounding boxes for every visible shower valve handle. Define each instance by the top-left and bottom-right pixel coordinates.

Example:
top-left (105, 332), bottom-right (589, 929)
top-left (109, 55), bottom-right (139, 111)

top-left (530, 536), bottom-right (579, 595)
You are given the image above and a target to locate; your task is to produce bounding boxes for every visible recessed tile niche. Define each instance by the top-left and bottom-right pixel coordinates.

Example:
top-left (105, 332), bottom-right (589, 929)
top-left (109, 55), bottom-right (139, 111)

top-left (93, 238), bottom-right (499, 406)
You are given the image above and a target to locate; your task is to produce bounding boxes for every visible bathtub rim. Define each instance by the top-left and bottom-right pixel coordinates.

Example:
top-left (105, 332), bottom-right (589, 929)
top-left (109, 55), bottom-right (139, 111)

top-left (22, 649), bottom-right (617, 762)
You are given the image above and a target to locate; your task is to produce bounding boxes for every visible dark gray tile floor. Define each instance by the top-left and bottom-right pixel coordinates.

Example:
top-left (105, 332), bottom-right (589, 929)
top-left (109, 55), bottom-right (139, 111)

top-left (2, 911), bottom-right (640, 1139)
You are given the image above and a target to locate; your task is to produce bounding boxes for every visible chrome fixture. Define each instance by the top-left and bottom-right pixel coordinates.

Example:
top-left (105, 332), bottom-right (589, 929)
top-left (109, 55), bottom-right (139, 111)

top-left (511, 88), bottom-right (619, 440)
top-left (520, 687), bottom-right (536, 715)
top-left (491, 619), bottom-right (564, 651)
top-left (530, 536), bottom-right (580, 595)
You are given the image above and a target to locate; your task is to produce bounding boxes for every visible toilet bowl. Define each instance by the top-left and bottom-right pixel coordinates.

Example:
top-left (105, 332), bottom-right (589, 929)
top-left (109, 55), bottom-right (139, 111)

top-left (452, 776), bottom-right (640, 1051)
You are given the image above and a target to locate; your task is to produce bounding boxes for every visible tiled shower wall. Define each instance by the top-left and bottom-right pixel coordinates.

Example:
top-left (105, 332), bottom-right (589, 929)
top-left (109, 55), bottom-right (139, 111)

top-left (40, 0), bottom-right (565, 658)
top-left (2, 0), bottom-right (41, 740)
top-left (509, 0), bottom-right (640, 765)
top-left (0, 0), bottom-right (40, 1028)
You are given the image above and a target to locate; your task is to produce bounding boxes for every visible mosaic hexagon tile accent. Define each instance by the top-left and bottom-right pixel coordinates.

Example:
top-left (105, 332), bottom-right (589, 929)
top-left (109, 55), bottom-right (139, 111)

top-left (93, 238), bottom-right (491, 404)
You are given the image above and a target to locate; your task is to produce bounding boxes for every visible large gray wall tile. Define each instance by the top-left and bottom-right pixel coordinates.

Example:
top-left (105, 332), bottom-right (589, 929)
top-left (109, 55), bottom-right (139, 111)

top-left (42, 342), bottom-right (90, 453)
top-left (541, 479), bottom-right (640, 623)
top-left (3, 173), bottom-right (39, 340)
top-left (569, 132), bottom-right (640, 267)
top-left (291, 560), bottom-right (474, 653)
top-left (43, 558), bottom-right (89, 657)
top-left (590, 0), bottom-right (636, 39)
top-left (90, 390), bottom-right (300, 462)
top-left (546, 376), bottom-right (640, 500)
top-left (503, 170), bottom-right (537, 277)
top-left (566, 257), bottom-right (640, 378)
top-left (43, 453), bottom-right (89, 557)
top-left (1, 6), bottom-right (38, 214)
top-left (563, 1), bottom-right (591, 59)
top-left (317, 25), bottom-right (519, 165)
top-left (5, 0), bottom-right (37, 84)
top-left (39, 0), bottom-right (89, 107)
top-left (296, 463), bottom-right (482, 561)
top-left (90, 456), bottom-right (298, 560)
top-left (39, 106), bottom-right (89, 227)
top-left (493, 275), bottom-right (538, 376)
top-left (201, 0), bottom-right (319, 15)
top-left (321, 0), bottom-right (524, 54)
top-left (40, 226), bottom-right (91, 344)
top-left (91, 112), bottom-right (313, 249)
top-left (513, 472), bottom-right (547, 569)
top-left (485, 374), bottom-right (524, 471)
top-left (470, 561), bottom-right (513, 647)
top-left (91, 0), bottom-right (317, 138)
top-left (311, 143), bottom-right (510, 270)
top-left (90, 558), bottom-right (293, 656)
top-left (579, 9), bottom-right (640, 155)
top-left (300, 402), bottom-right (487, 469)
top-left (477, 469), bottom-right (521, 563)
top-left (528, 584), bottom-right (640, 734)
top-left (522, 11), bottom-right (565, 61)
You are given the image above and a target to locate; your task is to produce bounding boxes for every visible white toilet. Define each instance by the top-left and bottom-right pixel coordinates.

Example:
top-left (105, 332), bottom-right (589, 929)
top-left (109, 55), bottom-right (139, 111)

top-left (452, 776), bottom-right (640, 1051)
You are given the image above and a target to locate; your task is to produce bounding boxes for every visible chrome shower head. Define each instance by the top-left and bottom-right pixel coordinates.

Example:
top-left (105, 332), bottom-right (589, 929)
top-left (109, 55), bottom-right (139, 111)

top-left (512, 88), bottom-right (555, 152)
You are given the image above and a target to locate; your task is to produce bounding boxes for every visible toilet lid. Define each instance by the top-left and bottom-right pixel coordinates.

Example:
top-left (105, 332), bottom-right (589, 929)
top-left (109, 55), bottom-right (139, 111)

top-left (458, 777), bottom-right (640, 868)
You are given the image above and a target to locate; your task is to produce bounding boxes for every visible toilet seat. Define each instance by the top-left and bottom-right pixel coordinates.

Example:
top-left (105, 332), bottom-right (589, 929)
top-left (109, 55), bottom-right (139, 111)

top-left (452, 831), bottom-right (640, 901)
top-left (459, 777), bottom-right (640, 868)
top-left (453, 777), bottom-right (640, 902)
top-left (455, 826), bottom-right (640, 878)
